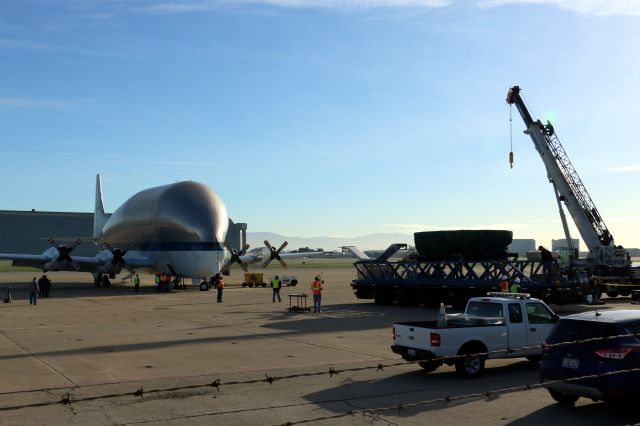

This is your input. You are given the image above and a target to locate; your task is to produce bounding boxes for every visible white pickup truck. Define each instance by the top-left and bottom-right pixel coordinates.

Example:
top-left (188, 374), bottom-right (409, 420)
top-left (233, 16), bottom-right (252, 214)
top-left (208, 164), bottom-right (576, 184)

top-left (391, 293), bottom-right (559, 378)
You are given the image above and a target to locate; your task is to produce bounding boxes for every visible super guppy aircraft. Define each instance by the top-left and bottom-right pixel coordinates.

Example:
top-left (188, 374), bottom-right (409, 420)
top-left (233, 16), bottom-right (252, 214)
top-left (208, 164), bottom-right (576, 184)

top-left (0, 175), bottom-right (311, 288)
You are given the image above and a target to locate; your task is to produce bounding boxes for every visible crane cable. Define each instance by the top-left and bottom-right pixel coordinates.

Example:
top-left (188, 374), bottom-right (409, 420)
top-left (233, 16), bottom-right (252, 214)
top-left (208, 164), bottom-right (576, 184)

top-left (509, 102), bottom-right (514, 169)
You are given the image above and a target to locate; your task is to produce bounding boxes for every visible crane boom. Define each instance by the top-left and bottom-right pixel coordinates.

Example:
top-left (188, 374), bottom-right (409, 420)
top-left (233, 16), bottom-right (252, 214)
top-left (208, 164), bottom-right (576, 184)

top-left (506, 86), bottom-right (622, 267)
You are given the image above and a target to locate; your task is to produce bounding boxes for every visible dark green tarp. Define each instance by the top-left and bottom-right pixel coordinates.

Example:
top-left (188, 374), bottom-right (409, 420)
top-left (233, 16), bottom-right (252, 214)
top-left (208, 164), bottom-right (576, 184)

top-left (414, 230), bottom-right (513, 260)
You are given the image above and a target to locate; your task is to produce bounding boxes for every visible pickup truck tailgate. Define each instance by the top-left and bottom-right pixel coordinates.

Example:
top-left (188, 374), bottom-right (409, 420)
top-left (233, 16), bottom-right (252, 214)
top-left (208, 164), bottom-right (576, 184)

top-left (393, 322), bottom-right (436, 357)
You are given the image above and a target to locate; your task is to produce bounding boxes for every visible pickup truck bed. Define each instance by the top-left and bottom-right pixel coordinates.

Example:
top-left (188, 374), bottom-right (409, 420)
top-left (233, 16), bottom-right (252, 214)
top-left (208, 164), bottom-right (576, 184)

top-left (397, 316), bottom-right (504, 329)
top-left (391, 295), bottom-right (558, 378)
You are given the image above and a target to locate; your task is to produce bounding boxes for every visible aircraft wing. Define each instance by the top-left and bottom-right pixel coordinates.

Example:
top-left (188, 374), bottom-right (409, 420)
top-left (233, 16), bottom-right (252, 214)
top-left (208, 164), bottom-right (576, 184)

top-left (0, 253), bottom-right (103, 272)
top-left (0, 253), bottom-right (50, 268)
top-left (123, 257), bottom-right (157, 268)
top-left (121, 253), bottom-right (157, 269)
top-left (239, 254), bottom-right (259, 264)
top-left (279, 251), bottom-right (329, 259)
top-left (238, 251), bottom-right (329, 263)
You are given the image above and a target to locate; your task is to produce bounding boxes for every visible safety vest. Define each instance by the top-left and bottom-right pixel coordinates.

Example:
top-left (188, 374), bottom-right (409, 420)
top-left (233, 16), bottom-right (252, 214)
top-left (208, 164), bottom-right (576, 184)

top-left (271, 279), bottom-right (281, 289)
top-left (216, 279), bottom-right (224, 289)
top-left (311, 280), bottom-right (322, 294)
top-left (510, 283), bottom-right (520, 293)
top-left (154, 275), bottom-right (160, 284)
top-left (133, 275), bottom-right (140, 285)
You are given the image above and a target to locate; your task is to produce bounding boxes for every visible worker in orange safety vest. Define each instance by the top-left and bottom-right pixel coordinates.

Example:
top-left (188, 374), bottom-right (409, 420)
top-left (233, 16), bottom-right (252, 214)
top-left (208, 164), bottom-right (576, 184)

top-left (499, 275), bottom-right (509, 292)
top-left (311, 276), bottom-right (323, 313)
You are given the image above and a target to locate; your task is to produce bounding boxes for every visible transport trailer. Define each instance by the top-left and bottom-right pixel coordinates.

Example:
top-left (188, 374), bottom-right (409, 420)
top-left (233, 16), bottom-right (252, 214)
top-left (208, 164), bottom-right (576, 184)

top-left (348, 245), bottom-right (590, 308)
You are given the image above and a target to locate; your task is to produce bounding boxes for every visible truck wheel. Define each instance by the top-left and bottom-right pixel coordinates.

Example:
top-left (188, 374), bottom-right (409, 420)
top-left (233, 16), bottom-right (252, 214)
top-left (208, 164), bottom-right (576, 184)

top-left (606, 289), bottom-right (619, 298)
top-left (356, 288), bottom-right (372, 299)
top-left (418, 361), bottom-right (441, 373)
top-left (455, 347), bottom-right (485, 378)
top-left (548, 389), bottom-right (579, 405)
top-left (199, 281), bottom-right (209, 291)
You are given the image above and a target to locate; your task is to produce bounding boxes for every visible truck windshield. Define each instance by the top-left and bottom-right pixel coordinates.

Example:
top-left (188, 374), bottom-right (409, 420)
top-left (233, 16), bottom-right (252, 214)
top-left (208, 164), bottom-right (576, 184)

top-left (466, 302), bottom-right (503, 318)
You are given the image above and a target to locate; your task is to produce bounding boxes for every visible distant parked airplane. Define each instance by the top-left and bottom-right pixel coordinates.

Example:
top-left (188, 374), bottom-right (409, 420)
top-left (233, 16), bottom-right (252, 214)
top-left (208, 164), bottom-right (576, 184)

top-left (0, 175), bottom-right (323, 290)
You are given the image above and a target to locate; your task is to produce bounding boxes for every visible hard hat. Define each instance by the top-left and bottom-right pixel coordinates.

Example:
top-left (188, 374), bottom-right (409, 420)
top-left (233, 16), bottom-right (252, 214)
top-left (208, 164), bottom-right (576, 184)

top-left (501, 275), bottom-right (507, 280)
top-left (515, 277), bottom-right (520, 282)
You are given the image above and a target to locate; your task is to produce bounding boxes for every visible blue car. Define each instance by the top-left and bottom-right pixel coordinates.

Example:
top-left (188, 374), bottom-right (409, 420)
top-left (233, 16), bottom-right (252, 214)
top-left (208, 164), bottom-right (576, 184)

top-left (540, 310), bottom-right (640, 404)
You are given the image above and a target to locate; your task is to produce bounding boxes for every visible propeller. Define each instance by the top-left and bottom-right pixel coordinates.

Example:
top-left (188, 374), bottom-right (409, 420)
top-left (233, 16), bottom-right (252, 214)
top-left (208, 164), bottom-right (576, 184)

top-left (47, 238), bottom-right (82, 271)
top-left (262, 240), bottom-right (288, 269)
top-left (103, 242), bottom-right (127, 266)
top-left (221, 242), bottom-right (250, 275)
top-left (99, 242), bottom-right (130, 274)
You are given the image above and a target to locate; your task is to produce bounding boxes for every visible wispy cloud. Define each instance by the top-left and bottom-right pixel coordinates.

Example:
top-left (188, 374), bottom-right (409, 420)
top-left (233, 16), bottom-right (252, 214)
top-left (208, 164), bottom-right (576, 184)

top-left (142, 0), bottom-right (449, 13)
top-left (0, 37), bottom-right (48, 50)
top-left (0, 97), bottom-right (74, 109)
top-left (133, 0), bottom-right (640, 15)
top-left (480, 0), bottom-right (640, 16)
top-left (123, 159), bottom-right (217, 167)
top-left (382, 223), bottom-right (534, 234)
top-left (603, 165), bottom-right (640, 173)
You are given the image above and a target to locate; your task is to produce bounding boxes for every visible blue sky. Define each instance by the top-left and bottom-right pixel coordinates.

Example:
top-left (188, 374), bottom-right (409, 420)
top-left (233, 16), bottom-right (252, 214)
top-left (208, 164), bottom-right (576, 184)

top-left (1, 0), bottom-right (639, 249)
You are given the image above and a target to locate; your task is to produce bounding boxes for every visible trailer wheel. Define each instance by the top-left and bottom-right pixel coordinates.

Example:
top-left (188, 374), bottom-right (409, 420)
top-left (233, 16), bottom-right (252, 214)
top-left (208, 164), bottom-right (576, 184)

top-left (356, 288), bottom-right (372, 299)
top-left (199, 281), bottom-right (209, 291)
top-left (455, 344), bottom-right (486, 378)
top-left (395, 291), bottom-right (415, 307)
top-left (374, 290), bottom-right (393, 305)
top-left (418, 361), bottom-right (442, 373)
top-left (606, 289), bottom-right (619, 298)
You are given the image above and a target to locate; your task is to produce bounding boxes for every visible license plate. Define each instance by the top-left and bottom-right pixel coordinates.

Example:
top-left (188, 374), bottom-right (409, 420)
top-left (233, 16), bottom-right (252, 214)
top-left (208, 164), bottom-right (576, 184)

top-left (407, 349), bottom-right (416, 358)
top-left (562, 357), bottom-right (579, 369)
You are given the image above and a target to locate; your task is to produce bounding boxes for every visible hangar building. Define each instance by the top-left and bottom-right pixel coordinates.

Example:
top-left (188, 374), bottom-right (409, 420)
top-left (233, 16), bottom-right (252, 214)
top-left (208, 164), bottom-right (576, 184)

top-left (0, 210), bottom-right (243, 257)
top-left (0, 210), bottom-right (99, 256)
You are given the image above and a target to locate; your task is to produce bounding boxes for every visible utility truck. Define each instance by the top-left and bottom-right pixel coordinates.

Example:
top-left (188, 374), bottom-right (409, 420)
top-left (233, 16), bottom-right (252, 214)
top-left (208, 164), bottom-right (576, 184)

top-left (391, 293), bottom-right (558, 378)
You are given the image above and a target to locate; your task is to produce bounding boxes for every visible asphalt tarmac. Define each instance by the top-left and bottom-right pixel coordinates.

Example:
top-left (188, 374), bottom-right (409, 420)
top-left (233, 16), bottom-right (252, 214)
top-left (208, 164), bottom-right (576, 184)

top-left (1, 268), bottom-right (639, 425)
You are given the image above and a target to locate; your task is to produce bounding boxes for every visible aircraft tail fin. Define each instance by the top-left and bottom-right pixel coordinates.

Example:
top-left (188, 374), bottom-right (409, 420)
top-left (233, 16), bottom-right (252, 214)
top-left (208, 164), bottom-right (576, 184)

top-left (93, 174), bottom-right (108, 239)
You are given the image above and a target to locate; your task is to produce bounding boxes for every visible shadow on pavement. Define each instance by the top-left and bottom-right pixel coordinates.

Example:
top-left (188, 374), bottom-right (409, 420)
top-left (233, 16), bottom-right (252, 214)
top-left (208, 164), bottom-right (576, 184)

top-left (508, 399), bottom-right (640, 425)
top-left (303, 360), bottom-right (541, 417)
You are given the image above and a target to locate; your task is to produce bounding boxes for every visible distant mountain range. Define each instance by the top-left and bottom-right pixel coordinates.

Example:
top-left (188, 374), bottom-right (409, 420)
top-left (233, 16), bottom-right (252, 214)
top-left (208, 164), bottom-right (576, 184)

top-left (246, 232), bottom-right (413, 252)
top-left (247, 232), bottom-right (640, 255)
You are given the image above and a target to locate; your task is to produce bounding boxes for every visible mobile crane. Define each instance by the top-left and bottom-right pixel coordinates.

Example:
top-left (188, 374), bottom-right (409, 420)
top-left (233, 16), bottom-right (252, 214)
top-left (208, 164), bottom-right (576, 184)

top-left (506, 86), bottom-right (639, 297)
